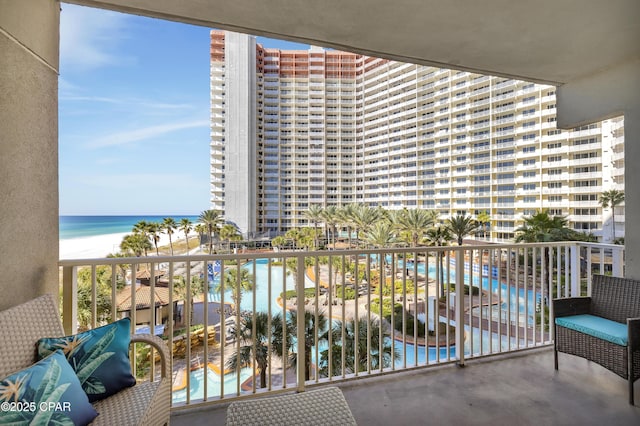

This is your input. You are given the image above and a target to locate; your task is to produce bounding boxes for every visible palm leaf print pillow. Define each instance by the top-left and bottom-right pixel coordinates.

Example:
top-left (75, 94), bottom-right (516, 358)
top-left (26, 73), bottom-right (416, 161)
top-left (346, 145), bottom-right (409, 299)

top-left (37, 318), bottom-right (136, 402)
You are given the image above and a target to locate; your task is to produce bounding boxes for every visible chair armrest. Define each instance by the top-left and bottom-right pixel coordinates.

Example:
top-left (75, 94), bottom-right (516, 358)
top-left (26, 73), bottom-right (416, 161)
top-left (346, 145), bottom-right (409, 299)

top-left (628, 318), bottom-right (640, 351)
top-left (553, 297), bottom-right (591, 318)
top-left (131, 334), bottom-right (170, 379)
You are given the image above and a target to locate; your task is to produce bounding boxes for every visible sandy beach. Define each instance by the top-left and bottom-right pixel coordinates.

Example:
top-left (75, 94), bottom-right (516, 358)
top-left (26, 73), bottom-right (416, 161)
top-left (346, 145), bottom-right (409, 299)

top-left (59, 232), bottom-right (189, 259)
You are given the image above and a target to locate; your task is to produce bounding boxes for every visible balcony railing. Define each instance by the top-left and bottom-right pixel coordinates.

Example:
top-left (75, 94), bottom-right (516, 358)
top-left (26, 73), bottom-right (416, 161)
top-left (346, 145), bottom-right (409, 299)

top-left (59, 242), bottom-right (624, 410)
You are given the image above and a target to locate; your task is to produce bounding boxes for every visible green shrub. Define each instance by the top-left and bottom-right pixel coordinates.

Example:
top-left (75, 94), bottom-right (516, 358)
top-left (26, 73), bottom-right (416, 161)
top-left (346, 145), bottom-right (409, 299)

top-left (379, 280), bottom-right (415, 297)
top-left (334, 285), bottom-right (357, 300)
top-left (281, 288), bottom-right (317, 300)
top-left (368, 298), bottom-right (398, 318)
top-left (385, 304), bottom-right (426, 338)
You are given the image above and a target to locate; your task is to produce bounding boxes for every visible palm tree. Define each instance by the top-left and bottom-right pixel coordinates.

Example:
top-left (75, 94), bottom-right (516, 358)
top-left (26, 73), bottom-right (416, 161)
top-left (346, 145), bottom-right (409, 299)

top-left (319, 317), bottom-right (398, 376)
top-left (365, 221), bottom-right (397, 249)
top-left (194, 224), bottom-right (207, 250)
top-left (515, 210), bottom-right (580, 285)
top-left (132, 220), bottom-right (151, 256)
top-left (600, 189), bottom-right (625, 241)
top-left (179, 218), bottom-right (193, 251)
top-left (285, 228), bottom-right (301, 250)
top-left (445, 214), bottom-right (480, 246)
top-left (173, 274), bottom-right (207, 326)
top-left (304, 205), bottom-right (324, 249)
top-left (76, 266), bottom-right (118, 329)
top-left (297, 227), bottom-right (316, 250)
top-left (273, 309), bottom-right (328, 381)
top-left (476, 211), bottom-right (491, 240)
top-left (120, 233), bottom-right (152, 258)
top-left (425, 225), bottom-right (453, 298)
top-left (219, 223), bottom-right (241, 252)
top-left (351, 204), bottom-right (384, 247)
top-left (394, 208), bottom-right (436, 247)
top-left (226, 312), bottom-right (282, 388)
top-left (199, 209), bottom-right (224, 253)
top-left (271, 235), bottom-right (286, 250)
top-left (329, 255), bottom-right (344, 295)
top-left (147, 222), bottom-right (161, 255)
top-left (106, 253), bottom-right (130, 286)
top-left (162, 217), bottom-right (177, 255)
top-left (132, 220), bottom-right (149, 235)
top-left (514, 210), bottom-right (576, 243)
top-left (214, 267), bottom-right (255, 311)
top-left (337, 204), bottom-right (357, 249)
top-left (321, 206), bottom-right (340, 249)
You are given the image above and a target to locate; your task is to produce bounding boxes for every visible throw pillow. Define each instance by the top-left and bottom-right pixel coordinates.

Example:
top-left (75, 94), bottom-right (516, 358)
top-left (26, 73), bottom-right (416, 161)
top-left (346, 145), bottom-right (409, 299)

top-left (0, 350), bottom-right (98, 425)
top-left (37, 318), bottom-right (136, 402)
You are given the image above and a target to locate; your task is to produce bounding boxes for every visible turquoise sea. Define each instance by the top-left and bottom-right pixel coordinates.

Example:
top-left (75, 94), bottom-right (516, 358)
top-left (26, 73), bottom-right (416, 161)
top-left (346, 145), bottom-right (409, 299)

top-left (59, 215), bottom-right (200, 240)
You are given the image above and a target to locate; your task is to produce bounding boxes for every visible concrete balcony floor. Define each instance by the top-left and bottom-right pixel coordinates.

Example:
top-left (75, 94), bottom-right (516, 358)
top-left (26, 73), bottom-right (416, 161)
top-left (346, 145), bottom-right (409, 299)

top-left (171, 347), bottom-right (640, 425)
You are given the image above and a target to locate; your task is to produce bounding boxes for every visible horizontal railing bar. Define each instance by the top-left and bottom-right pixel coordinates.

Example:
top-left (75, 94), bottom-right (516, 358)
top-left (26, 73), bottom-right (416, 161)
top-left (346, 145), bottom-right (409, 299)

top-left (59, 241), bottom-right (597, 267)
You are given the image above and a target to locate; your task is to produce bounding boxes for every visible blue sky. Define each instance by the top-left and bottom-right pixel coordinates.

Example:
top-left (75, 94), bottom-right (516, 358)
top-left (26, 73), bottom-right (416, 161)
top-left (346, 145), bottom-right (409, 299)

top-left (59, 4), bottom-right (309, 215)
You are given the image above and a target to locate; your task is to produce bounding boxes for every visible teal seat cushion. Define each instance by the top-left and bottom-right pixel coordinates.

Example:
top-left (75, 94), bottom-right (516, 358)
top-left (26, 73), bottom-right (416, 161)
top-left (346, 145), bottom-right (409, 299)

top-left (555, 314), bottom-right (628, 346)
top-left (0, 350), bottom-right (98, 425)
top-left (37, 318), bottom-right (136, 403)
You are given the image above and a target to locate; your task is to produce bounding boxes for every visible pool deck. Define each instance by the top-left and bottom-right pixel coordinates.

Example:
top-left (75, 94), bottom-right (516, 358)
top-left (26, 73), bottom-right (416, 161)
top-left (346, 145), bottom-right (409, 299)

top-left (171, 347), bottom-right (640, 425)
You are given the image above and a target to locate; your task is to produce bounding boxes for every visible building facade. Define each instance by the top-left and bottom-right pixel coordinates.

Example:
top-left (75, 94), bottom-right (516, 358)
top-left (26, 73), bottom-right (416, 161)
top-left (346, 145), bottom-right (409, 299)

top-left (210, 30), bottom-right (625, 242)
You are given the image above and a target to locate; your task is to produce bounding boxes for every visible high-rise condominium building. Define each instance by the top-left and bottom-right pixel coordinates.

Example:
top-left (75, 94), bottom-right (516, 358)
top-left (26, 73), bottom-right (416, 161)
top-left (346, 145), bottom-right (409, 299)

top-left (210, 30), bottom-right (625, 242)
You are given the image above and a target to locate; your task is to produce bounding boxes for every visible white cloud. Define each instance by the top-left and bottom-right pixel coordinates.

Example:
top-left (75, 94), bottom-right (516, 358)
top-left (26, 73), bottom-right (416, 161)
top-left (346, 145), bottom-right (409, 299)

top-left (60, 95), bottom-right (121, 104)
top-left (60, 4), bottom-right (132, 71)
top-left (58, 77), bottom-right (81, 95)
top-left (86, 119), bottom-right (210, 148)
top-left (83, 172), bottom-right (205, 191)
top-left (59, 93), bottom-right (198, 113)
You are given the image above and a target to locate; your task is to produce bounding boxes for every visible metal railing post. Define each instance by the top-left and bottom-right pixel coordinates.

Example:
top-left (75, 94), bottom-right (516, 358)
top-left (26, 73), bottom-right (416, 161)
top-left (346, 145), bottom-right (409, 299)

top-left (62, 265), bottom-right (78, 335)
top-left (570, 244), bottom-right (580, 297)
top-left (455, 249), bottom-right (465, 366)
top-left (296, 254), bottom-right (306, 392)
top-left (612, 245), bottom-right (624, 277)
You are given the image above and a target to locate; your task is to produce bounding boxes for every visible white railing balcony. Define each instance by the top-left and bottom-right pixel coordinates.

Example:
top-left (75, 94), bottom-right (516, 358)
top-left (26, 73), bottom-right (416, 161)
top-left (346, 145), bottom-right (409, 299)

top-left (59, 242), bottom-right (624, 411)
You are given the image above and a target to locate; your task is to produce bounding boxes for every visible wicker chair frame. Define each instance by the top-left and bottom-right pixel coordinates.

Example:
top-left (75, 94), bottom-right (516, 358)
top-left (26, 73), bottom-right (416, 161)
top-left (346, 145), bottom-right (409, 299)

top-left (0, 294), bottom-right (170, 425)
top-left (553, 274), bottom-right (640, 405)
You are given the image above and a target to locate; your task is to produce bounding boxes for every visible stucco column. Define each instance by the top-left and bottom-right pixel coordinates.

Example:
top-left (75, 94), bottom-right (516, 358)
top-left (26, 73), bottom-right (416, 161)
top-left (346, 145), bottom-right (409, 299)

top-left (0, 0), bottom-right (60, 310)
top-left (622, 106), bottom-right (640, 278)
top-left (556, 59), bottom-right (640, 279)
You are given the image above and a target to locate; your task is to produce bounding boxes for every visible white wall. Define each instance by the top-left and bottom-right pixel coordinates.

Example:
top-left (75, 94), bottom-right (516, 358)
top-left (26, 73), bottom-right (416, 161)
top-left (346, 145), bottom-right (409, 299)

top-left (223, 32), bottom-right (257, 236)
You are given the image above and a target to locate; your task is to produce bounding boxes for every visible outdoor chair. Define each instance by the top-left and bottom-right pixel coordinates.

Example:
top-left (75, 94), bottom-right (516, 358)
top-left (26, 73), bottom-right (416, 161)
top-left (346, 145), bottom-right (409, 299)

top-left (0, 294), bottom-right (171, 425)
top-left (553, 274), bottom-right (640, 404)
top-left (225, 386), bottom-right (356, 425)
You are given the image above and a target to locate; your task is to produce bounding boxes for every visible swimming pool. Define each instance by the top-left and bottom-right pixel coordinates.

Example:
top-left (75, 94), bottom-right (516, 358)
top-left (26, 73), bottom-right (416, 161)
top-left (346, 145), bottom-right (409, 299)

top-left (208, 259), bottom-right (315, 313)
top-left (175, 260), bottom-right (313, 401)
top-left (385, 257), bottom-right (538, 326)
top-left (208, 258), bottom-right (533, 356)
top-left (177, 257), bottom-right (528, 399)
top-left (172, 365), bottom-right (253, 403)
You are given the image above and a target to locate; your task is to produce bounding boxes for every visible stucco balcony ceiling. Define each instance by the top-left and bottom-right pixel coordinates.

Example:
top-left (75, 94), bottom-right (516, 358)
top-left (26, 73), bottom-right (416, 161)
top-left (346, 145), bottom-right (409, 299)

top-left (68, 0), bottom-right (639, 85)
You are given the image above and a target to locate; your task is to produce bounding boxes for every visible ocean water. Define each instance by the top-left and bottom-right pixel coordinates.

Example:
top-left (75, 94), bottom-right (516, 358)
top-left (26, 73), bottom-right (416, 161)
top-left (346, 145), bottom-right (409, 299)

top-left (59, 215), bottom-right (200, 240)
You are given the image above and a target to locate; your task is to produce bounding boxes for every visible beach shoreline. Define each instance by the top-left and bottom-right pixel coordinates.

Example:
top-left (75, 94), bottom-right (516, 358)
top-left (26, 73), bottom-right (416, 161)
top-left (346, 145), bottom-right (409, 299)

top-left (59, 232), bottom-right (190, 260)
